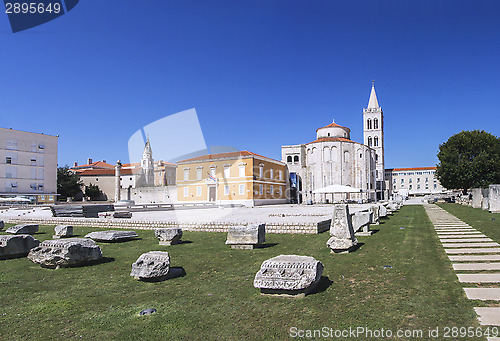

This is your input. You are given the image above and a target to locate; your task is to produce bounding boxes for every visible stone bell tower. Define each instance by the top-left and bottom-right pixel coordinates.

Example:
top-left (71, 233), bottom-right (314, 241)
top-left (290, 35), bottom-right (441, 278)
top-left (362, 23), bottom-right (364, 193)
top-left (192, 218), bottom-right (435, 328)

top-left (363, 82), bottom-right (385, 200)
top-left (141, 138), bottom-right (154, 186)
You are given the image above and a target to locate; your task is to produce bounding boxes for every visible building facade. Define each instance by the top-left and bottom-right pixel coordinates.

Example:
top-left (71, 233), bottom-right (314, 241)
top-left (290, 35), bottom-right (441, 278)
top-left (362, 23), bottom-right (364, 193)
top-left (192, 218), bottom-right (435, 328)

top-left (176, 151), bottom-right (288, 206)
top-left (281, 85), bottom-right (384, 204)
top-left (385, 167), bottom-right (445, 197)
top-left (0, 127), bottom-right (58, 203)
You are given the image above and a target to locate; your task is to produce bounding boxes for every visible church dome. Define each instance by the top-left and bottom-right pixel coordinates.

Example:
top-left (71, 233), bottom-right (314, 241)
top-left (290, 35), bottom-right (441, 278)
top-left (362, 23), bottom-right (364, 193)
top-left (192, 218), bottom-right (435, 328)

top-left (316, 120), bottom-right (350, 140)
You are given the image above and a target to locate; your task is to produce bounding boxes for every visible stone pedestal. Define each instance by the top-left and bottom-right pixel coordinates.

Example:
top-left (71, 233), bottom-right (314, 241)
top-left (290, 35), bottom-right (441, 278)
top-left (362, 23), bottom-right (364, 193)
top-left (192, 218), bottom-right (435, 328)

top-left (327, 204), bottom-right (358, 253)
top-left (225, 224), bottom-right (265, 249)
top-left (253, 255), bottom-right (323, 297)
top-left (155, 228), bottom-right (183, 246)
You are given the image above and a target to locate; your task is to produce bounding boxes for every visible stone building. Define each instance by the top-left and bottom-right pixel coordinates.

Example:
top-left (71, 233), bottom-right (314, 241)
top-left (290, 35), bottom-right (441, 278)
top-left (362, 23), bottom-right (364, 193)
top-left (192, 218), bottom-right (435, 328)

top-left (281, 85), bottom-right (384, 203)
top-left (0, 127), bottom-right (58, 204)
top-left (176, 151), bottom-right (288, 206)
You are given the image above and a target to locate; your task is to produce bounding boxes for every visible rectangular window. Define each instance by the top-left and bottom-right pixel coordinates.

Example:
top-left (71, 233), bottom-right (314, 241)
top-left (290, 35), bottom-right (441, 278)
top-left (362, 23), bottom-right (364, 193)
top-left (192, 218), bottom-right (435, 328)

top-left (5, 157), bottom-right (12, 164)
top-left (196, 186), bottom-right (202, 196)
top-left (224, 185), bottom-right (230, 196)
top-left (30, 183), bottom-right (37, 190)
top-left (259, 166), bottom-right (263, 178)
top-left (425, 178), bottom-right (429, 183)
top-left (31, 157), bottom-right (37, 165)
top-left (31, 143), bottom-right (38, 152)
top-left (31, 169), bottom-right (37, 179)
top-left (259, 184), bottom-right (263, 195)
top-left (409, 178), bottom-right (412, 183)
top-left (38, 155), bottom-right (44, 166)
top-left (434, 184), bottom-right (437, 189)
top-left (38, 184), bottom-right (44, 191)
top-left (417, 184), bottom-right (421, 189)
top-left (183, 187), bottom-right (189, 197)
top-left (239, 184), bottom-right (245, 195)
top-left (409, 185), bottom-right (412, 190)
top-left (6, 166), bottom-right (17, 179)
top-left (278, 186), bottom-right (282, 196)
top-left (401, 178), bottom-right (404, 183)
top-left (270, 185), bottom-right (274, 195)
top-left (279, 170), bottom-right (282, 180)
top-left (196, 168), bottom-right (202, 180)
top-left (184, 169), bottom-right (189, 181)
top-left (270, 169), bottom-right (274, 180)
top-left (6, 140), bottom-right (18, 150)
top-left (224, 166), bottom-right (230, 178)
top-left (417, 178), bottom-right (420, 183)
top-left (210, 168), bottom-right (216, 178)
top-left (38, 169), bottom-right (44, 180)
top-left (239, 165), bottom-right (245, 177)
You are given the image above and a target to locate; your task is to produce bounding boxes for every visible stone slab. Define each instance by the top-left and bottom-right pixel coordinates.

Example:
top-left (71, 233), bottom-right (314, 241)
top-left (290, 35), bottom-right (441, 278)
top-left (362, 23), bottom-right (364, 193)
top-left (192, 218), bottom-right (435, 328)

top-left (449, 255), bottom-right (500, 262)
top-left (465, 288), bottom-right (500, 300)
top-left (437, 232), bottom-right (483, 235)
top-left (84, 230), bottom-right (138, 242)
top-left (474, 307), bottom-right (500, 325)
top-left (445, 248), bottom-right (500, 254)
top-left (435, 229), bottom-right (477, 232)
top-left (441, 238), bottom-right (493, 243)
top-left (439, 235), bottom-right (487, 239)
top-left (5, 224), bottom-right (39, 235)
top-left (0, 234), bottom-right (40, 259)
top-left (457, 273), bottom-right (500, 283)
top-left (443, 242), bottom-right (500, 248)
top-left (453, 263), bottom-right (500, 271)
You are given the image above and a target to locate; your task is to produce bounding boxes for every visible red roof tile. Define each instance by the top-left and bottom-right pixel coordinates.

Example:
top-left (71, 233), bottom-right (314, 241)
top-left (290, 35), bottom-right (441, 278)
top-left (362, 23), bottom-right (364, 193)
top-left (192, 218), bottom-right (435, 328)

top-left (78, 168), bottom-right (140, 176)
top-left (178, 150), bottom-right (282, 164)
top-left (316, 122), bottom-right (350, 132)
top-left (306, 137), bottom-right (355, 144)
top-left (72, 161), bottom-right (114, 170)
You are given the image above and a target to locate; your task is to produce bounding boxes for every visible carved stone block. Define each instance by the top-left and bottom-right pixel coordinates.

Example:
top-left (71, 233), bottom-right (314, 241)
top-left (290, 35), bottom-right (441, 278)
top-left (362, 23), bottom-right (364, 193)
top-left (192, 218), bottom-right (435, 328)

top-left (327, 204), bottom-right (358, 253)
top-left (27, 238), bottom-right (102, 268)
top-left (155, 228), bottom-right (183, 246)
top-left (0, 235), bottom-right (40, 259)
top-left (225, 224), bottom-right (265, 249)
top-left (53, 225), bottom-right (73, 239)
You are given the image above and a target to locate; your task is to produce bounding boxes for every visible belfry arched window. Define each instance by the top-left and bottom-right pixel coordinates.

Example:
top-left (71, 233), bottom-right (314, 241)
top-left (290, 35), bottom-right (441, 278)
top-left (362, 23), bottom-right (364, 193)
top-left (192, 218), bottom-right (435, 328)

top-left (287, 155), bottom-right (292, 163)
top-left (374, 118), bottom-right (379, 129)
top-left (367, 119), bottom-right (372, 130)
top-left (374, 136), bottom-right (379, 146)
top-left (368, 137), bottom-right (372, 147)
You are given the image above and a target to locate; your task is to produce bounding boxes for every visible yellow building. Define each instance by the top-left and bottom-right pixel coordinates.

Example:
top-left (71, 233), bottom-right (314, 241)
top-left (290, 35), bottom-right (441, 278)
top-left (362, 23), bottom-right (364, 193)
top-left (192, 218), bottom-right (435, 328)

top-left (177, 151), bottom-right (288, 206)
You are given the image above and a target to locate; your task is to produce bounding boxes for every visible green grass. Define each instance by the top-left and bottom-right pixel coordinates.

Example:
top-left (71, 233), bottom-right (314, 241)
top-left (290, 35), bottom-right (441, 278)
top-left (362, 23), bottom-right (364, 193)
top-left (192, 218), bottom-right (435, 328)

top-left (0, 206), bottom-right (483, 340)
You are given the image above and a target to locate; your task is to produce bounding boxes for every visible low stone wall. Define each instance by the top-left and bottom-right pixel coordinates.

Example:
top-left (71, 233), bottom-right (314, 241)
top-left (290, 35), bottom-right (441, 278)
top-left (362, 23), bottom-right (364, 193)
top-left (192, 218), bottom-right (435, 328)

top-left (6, 217), bottom-right (331, 234)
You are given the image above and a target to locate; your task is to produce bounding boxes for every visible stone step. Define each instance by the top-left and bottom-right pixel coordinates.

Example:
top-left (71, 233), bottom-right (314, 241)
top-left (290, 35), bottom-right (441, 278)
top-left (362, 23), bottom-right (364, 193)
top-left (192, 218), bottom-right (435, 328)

top-left (445, 248), bottom-right (500, 254)
top-left (449, 255), bottom-right (500, 262)
top-left (441, 238), bottom-right (493, 243)
top-left (437, 232), bottom-right (483, 235)
top-left (443, 243), bottom-right (500, 248)
top-left (439, 235), bottom-right (487, 239)
top-left (453, 263), bottom-right (500, 271)
top-left (474, 307), bottom-right (500, 326)
top-left (457, 273), bottom-right (500, 283)
top-left (464, 288), bottom-right (500, 300)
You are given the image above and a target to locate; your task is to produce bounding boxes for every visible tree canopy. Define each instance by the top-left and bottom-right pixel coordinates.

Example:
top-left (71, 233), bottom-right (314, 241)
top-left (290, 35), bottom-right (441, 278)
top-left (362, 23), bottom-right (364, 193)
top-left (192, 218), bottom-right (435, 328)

top-left (57, 166), bottom-right (83, 199)
top-left (85, 183), bottom-right (103, 200)
top-left (436, 130), bottom-right (500, 190)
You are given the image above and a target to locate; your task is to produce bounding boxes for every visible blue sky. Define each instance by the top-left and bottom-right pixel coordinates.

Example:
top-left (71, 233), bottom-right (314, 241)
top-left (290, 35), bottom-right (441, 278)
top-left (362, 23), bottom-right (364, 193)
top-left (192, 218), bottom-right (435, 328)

top-left (1, 0), bottom-right (499, 168)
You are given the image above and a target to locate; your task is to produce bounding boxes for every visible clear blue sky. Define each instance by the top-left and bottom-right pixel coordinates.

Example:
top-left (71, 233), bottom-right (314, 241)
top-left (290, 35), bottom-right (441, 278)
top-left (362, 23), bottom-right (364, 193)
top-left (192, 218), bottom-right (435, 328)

top-left (1, 0), bottom-right (499, 168)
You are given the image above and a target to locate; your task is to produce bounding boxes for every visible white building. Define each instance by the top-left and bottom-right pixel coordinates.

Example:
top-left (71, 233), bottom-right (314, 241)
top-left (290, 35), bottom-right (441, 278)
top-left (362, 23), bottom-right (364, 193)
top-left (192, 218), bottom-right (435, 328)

top-left (385, 167), bottom-right (445, 197)
top-left (0, 127), bottom-right (58, 204)
top-left (281, 85), bottom-right (385, 203)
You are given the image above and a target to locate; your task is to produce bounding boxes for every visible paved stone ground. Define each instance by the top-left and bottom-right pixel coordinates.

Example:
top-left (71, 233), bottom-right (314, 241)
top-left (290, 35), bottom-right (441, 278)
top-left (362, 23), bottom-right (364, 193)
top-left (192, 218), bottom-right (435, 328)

top-left (425, 204), bottom-right (500, 330)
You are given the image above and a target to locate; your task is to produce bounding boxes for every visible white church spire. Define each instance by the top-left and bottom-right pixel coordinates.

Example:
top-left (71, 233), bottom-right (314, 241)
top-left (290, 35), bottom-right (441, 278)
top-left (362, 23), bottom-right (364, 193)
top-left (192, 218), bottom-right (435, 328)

top-left (367, 81), bottom-right (379, 109)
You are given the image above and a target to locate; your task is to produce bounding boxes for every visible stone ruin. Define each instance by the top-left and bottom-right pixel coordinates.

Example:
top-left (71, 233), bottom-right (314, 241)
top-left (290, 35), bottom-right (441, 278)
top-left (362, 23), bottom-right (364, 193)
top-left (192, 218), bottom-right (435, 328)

top-left (378, 204), bottom-right (388, 218)
top-left (0, 234), bottom-right (40, 259)
top-left (326, 204), bottom-right (358, 253)
top-left (84, 230), bottom-right (138, 242)
top-left (5, 224), bottom-right (39, 235)
top-left (490, 185), bottom-right (500, 214)
top-left (352, 211), bottom-right (373, 236)
top-left (27, 238), bottom-right (103, 269)
top-left (369, 205), bottom-right (380, 225)
top-left (53, 225), bottom-right (73, 239)
top-left (155, 228), bottom-right (183, 246)
top-left (253, 255), bottom-right (324, 297)
top-left (225, 224), bottom-right (265, 249)
top-left (130, 251), bottom-right (171, 280)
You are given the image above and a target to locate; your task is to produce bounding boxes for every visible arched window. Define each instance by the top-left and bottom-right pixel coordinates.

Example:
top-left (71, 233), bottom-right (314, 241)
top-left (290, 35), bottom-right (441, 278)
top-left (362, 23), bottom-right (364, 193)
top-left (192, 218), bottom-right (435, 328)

top-left (293, 155), bottom-right (299, 163)
top-left (344, 151), bottom-right (350, 162)
top-left (368, 137), bottom-right (372, 147)
top-left (323, 147), bottom-right (330, 161)
top-left (367, 119), bottom-right (372, 130)
top-left (374, 118), bottom-right (379, 129)
top-left (374, 136), bottom-right (379, 146)
top-left (287, 155), bottom-right (292, 163)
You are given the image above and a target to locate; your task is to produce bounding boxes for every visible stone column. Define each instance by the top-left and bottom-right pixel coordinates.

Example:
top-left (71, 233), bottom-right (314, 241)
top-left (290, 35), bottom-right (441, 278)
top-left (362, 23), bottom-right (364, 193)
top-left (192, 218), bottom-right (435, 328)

top-left (115, 160), bottom-right (122, 202)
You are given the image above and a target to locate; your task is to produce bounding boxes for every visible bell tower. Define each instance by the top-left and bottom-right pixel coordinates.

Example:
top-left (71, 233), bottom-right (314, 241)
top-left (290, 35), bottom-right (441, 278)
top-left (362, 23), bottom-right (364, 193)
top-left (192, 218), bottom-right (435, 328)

top-left (363, 81), bottom-right (385, 200)
top-left (141, 138), bottom-right (154, 186)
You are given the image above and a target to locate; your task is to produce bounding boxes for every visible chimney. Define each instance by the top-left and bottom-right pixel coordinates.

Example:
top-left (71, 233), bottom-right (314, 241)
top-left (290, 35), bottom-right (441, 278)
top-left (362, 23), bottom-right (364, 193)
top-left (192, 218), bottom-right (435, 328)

top-left (102, 160), bottom-right (106, 163)
top-left (73, 161), bottom-right (78, 167)
top-left (87, 158), bottom-right (92, 164)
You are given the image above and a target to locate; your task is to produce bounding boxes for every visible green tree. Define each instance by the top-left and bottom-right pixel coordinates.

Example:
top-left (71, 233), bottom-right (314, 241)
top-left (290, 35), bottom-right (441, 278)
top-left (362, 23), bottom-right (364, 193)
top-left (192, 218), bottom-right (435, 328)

top-left (57, 166), bottom-right (83, 200)
top-left (85, 183), bottom-right (103, 200)
top-left (436, 130), bottom-right (500, 191)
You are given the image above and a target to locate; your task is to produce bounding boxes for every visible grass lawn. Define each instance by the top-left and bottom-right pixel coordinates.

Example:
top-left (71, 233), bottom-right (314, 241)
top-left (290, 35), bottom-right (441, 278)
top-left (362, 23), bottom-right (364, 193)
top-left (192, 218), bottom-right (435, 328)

top-left (0, 205), bottom-right (482, 340)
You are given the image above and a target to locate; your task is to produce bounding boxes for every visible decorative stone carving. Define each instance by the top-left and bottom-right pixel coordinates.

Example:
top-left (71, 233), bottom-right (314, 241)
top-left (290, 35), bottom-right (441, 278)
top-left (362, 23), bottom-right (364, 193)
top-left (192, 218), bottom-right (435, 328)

top-left (5, 224), bottom-right (39, 235)
top-left (253, 255), bottom-right (324, 297)
top-left (0, 235), bottom-right (40, 259)
top-left (225, 224), bottom-right (265, 249)
top-left (352, 211), bottom-right (373, 236)
top-left (27, 238), bottom-right (102, 268)
top-left (326, 204), bottom-right (358, 253)
top-left (53, 225), bottom-right (73, 239)
top-left (155, 228), bottom-right (183, 246)
top-left (130, 251), bottom-right (171, 280)
top-left (84, 230), bottom-right (138, 242)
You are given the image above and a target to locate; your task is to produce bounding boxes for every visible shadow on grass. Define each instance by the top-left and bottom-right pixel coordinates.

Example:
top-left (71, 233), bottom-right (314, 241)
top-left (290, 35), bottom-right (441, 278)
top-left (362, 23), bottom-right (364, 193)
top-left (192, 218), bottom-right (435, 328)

top-left (308, 276), bottom-right (333, 295)
top-left (258, 243), bottom-right (278, 249)
top-left (80, 257), bottom-right (115, 268)
top-left (178, 240), bottom-right (193, 245)
top-left (350, 242), bottom-right (364, 253)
